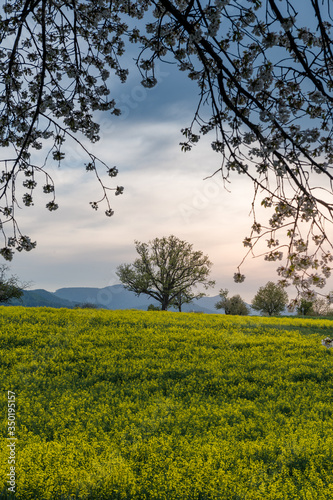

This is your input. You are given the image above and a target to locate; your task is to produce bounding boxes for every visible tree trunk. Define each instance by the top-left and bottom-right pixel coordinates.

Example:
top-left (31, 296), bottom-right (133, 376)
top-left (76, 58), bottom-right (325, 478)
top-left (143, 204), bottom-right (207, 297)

top-left (177, 292), bottom-right (182, 312)
top-left (161, 298), bottom-right (169, 311)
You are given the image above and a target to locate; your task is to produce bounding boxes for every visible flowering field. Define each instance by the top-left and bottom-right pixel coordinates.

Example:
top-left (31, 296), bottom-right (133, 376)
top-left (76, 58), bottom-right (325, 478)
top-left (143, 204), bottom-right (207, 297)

top-left (1, 307), bottom-right (333, 499)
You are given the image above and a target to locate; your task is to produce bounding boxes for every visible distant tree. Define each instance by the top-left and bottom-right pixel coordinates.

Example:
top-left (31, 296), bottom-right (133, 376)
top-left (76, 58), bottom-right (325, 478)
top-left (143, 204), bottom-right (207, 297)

top-left (0, 265), bottom-right (27, 303)
top-left (116, 235), bottom-right (215, 311)
top-left (74, 302), bottom-right (99, 309)
top-left (147, 304), bottom-right (160, 311)
top-left (296, 299), bottom-right (314, 316)
top-left (252, 281), bottom-right (289, 316)
top-left (215, 289), bottom-right (249, 316)
top-left (312, 297), bottom-right (333, 317)
top-left (170, 290), bottom-right (205, 313)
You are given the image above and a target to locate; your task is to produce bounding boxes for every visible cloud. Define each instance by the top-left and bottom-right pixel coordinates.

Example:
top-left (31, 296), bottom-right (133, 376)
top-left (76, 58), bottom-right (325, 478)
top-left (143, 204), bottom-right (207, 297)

top-left (5, 67), bottom-right (292, 302)
top-left (8, 114), bottom-right (283, 301)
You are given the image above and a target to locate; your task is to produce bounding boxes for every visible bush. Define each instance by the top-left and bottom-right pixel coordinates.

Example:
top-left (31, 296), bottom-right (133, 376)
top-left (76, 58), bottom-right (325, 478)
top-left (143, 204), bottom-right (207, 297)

top-left (74, 302), bottom-right (99, 309)
top-left (215, 289), bottom-right (249, 315)
top-left (147, 304), bottom-right (160, 311)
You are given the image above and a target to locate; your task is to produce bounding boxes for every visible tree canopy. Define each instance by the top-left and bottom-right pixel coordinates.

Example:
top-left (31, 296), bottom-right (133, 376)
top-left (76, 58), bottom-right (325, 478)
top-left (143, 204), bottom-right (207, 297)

top-left (296, 298), bottom-right (314, 316)
top-left (251, 281), bottom-right (289, 316)
top-left (0, 0), bottom-right (332, 298)
top-left (215, 288), bottom-right (249, 315)
top-left (116, 235), bottom-right (215, 310)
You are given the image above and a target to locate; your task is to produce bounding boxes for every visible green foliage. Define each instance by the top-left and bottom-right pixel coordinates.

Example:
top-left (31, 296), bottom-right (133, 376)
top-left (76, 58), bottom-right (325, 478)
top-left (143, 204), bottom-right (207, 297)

top-left (215, 289), bottom-right (249, 315)
top-left (1, 307), bottom-right (333, 499)
top-left (252, 281), bottom-right (289, 316)
top-left (0, 265), bottom-right (25, 304)
top-left (147, 304), bottom-right (160, 311)
top-left (296, 299), bottom-right (315, 316)
top-left (117, 235), bottom-right (215, 310)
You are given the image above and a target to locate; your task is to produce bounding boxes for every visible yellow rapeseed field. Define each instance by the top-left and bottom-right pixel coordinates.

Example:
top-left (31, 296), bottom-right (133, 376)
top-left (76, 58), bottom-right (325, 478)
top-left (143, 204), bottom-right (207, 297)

top-left (1, 306), bottom-right (333, 499)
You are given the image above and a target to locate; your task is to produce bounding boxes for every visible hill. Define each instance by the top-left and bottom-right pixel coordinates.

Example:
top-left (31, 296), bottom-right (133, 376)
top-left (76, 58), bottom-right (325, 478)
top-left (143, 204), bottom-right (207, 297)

top-left (54, 285), bottom-right (224, 313)
top-left (3, 289), bottom-right (77, 308)
top-left (3, 285), bottom-right (258, 313)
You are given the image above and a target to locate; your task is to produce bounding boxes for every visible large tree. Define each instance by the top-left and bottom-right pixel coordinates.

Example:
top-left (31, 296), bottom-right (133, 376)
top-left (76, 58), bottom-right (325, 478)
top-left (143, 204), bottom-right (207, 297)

top-left (0, 0), bottom-right (333, 299)
top-left (116, 235), bottom-right (215, 310)
top-left (251, 281), bottom-right (289, 316)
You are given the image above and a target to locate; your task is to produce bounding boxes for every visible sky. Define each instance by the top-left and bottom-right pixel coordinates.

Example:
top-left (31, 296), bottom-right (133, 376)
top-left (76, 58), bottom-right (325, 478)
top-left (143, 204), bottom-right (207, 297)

top-left (5, 12), bottom-right (332, 304)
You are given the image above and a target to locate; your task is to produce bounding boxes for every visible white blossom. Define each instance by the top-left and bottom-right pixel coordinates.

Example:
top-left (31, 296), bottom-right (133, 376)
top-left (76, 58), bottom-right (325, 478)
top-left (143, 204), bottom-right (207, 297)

top-left (234, 272), bottom-right (245, 283)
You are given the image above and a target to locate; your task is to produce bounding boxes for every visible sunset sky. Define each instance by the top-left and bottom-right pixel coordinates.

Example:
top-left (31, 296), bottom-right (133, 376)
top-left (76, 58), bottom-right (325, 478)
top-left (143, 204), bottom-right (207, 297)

top-left (6, 36), bottom-right (329, 304)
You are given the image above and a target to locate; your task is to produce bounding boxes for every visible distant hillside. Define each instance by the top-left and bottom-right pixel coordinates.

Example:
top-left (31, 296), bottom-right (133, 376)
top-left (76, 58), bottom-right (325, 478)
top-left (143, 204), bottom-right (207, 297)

top-left (54, 285), bottom-right (224, 313)
top-left (2, 285), bottom-right (259, 314)
top-left (4, 289), bottom-right (77, 308)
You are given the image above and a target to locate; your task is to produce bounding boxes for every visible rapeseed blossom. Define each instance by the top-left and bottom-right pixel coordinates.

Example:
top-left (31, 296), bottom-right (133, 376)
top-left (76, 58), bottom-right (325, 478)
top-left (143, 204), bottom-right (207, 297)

top-left (0, 307), bottom-right (332, 499)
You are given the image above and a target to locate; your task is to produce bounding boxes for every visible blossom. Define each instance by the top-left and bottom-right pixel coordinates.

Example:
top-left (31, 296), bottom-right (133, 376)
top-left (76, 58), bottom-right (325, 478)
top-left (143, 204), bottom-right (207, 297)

top-left (233, 272), bottom-right (245, 283)
top-left (264, 251), bottom-right (283, 261)
top-left (46, 201), bottom-right (58, 211)
top-left (108, 166), bottom-right (118, 177)
top-left (43, 184), bottom-right (54, 193)
top-left (0, 247), bottom-right (14, 261)
top-left (17, 235), bottom-right (36, 252)
top-left (23, 194), bottom-right (34, 206)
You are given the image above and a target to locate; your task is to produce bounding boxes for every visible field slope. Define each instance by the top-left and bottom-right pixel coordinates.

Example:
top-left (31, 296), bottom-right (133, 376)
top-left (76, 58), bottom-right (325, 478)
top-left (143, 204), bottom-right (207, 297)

top-left (1, 307), bottom-right (333, 499)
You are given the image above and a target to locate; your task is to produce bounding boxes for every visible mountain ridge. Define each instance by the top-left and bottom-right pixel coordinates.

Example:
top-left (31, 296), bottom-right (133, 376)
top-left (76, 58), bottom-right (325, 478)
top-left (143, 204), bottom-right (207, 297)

top-left (3, 285), bottom-right (225, 313)
top-left (54, 285), bottom-right (224, 313)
